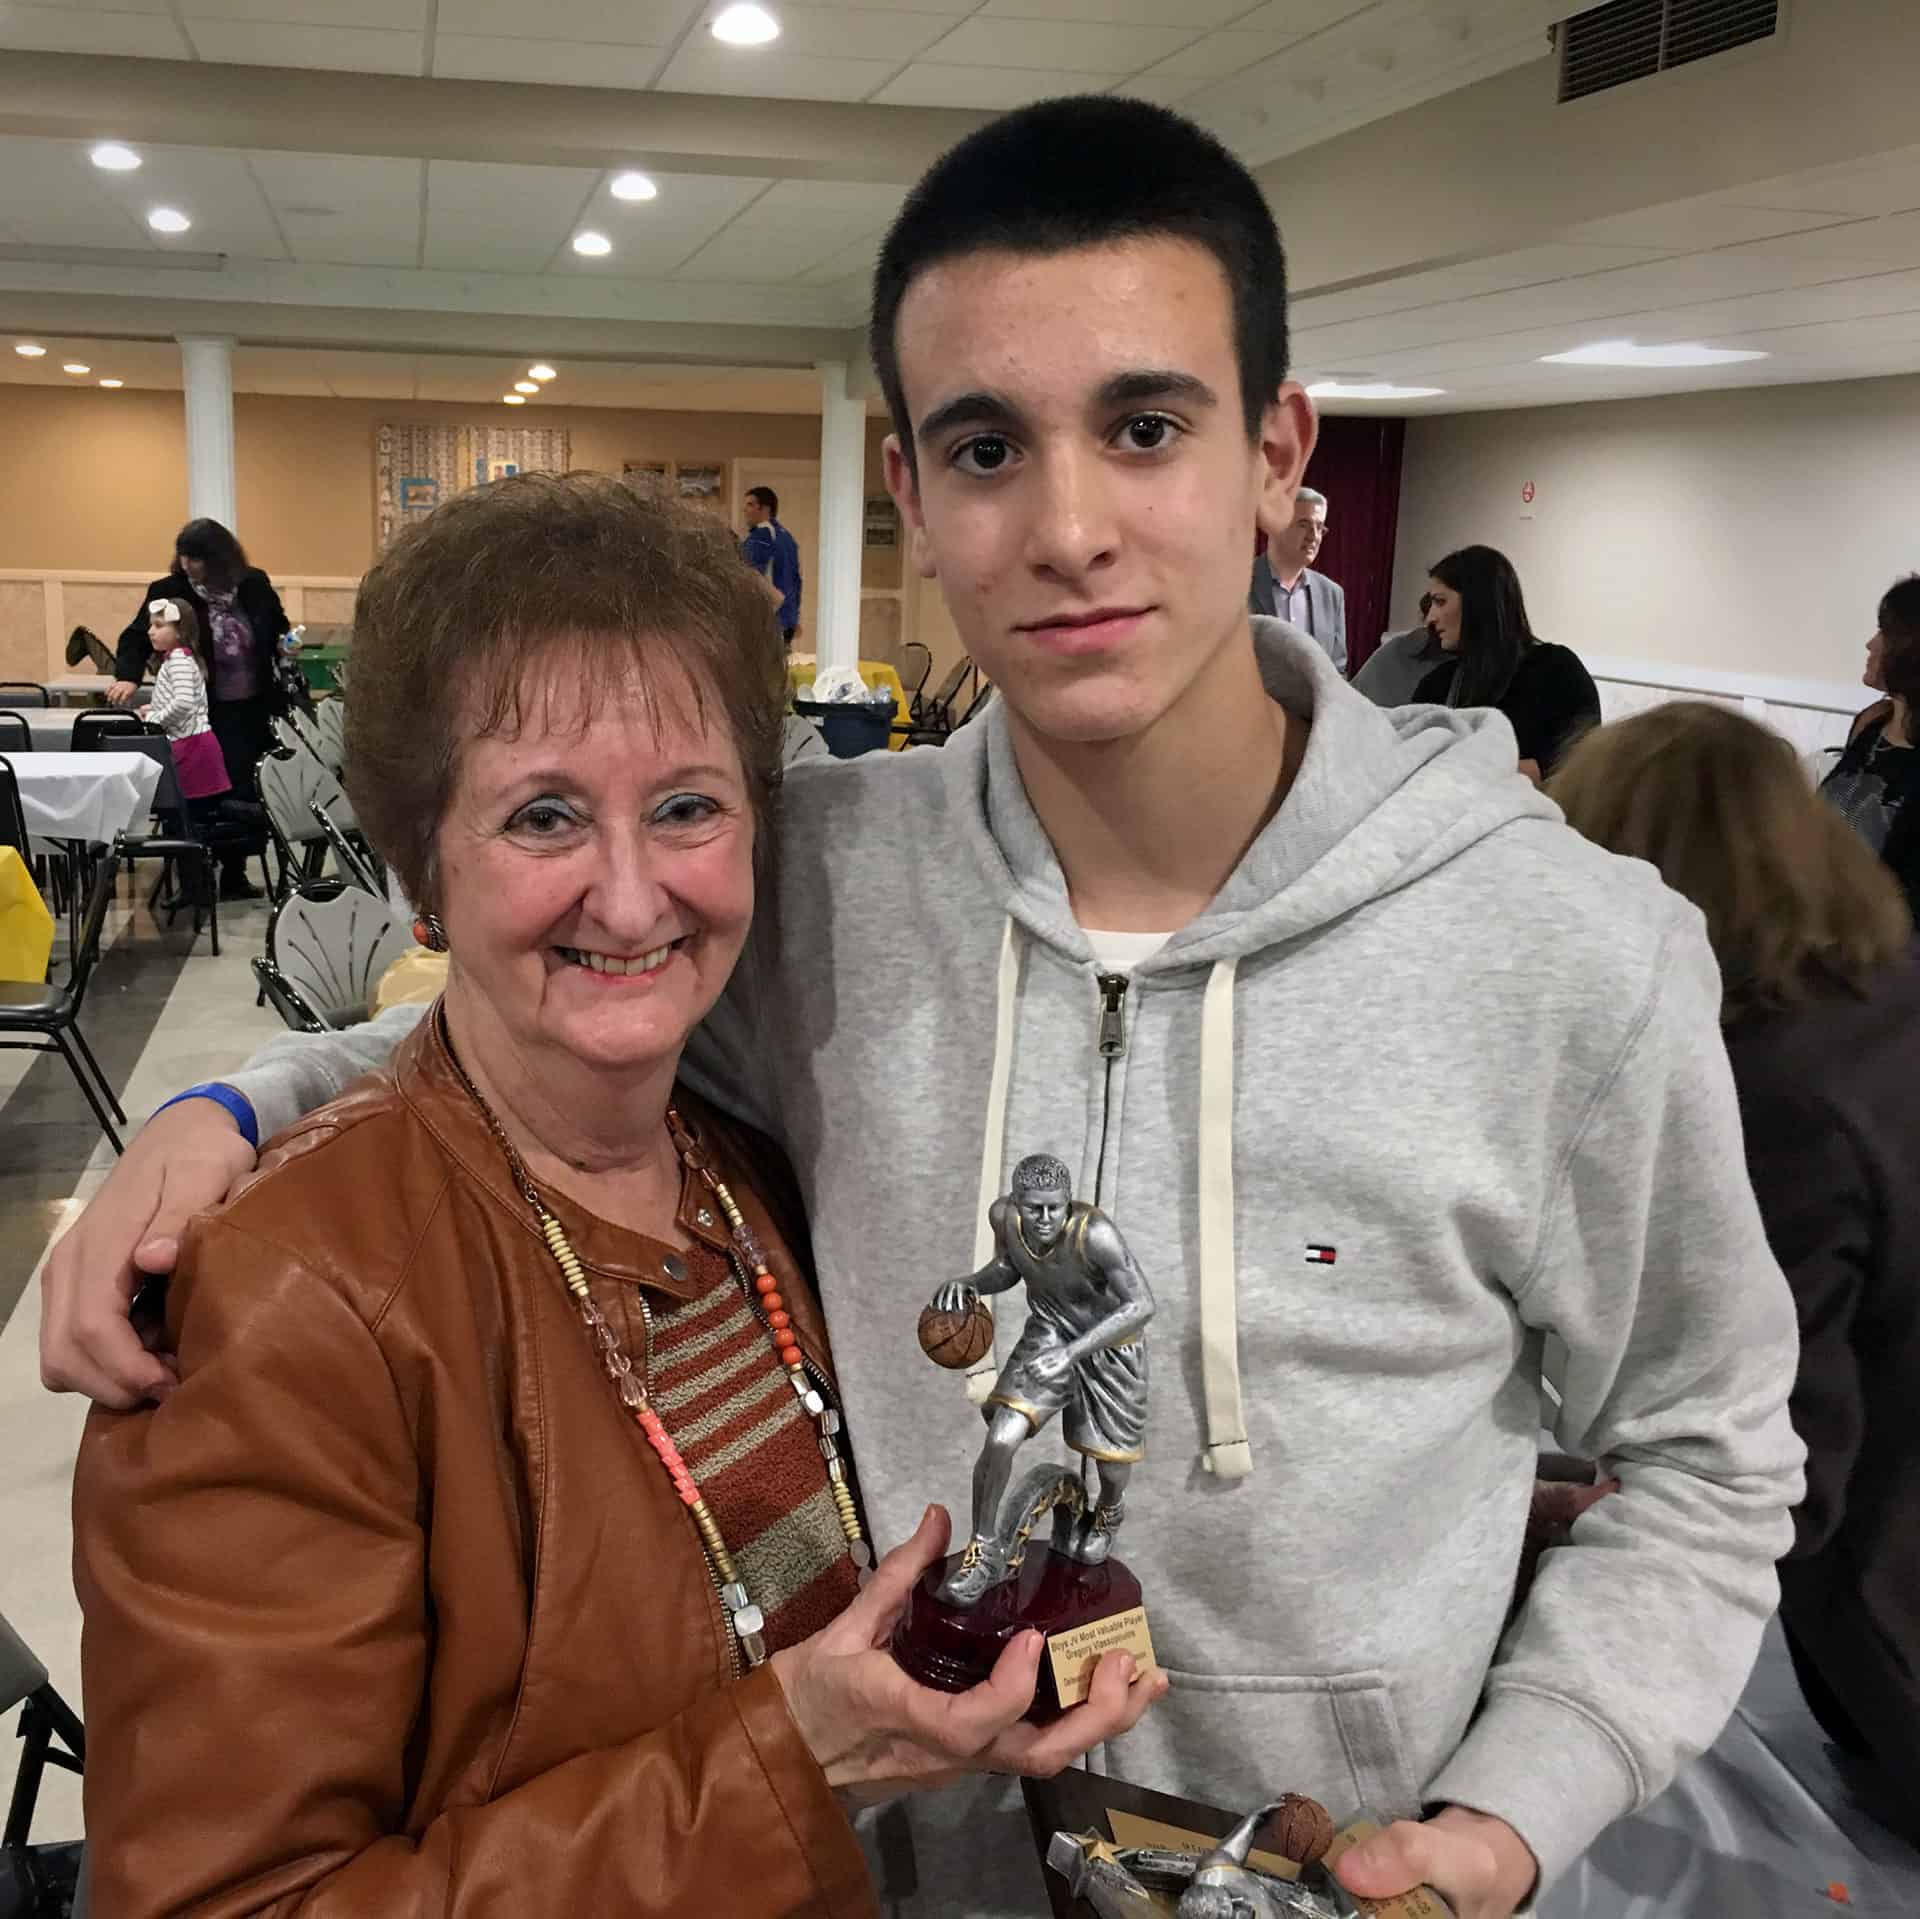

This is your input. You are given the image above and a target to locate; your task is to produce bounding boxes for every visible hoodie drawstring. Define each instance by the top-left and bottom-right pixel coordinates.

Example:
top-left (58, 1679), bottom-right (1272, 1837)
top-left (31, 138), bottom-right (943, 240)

top-left (964, 918), bottom-right (1022, 1404)
top-left (1198, 956), bottom-right (1252, 1478)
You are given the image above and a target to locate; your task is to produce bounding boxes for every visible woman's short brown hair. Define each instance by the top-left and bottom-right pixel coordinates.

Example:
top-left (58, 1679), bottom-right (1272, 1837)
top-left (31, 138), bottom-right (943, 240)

top-left (1548, 701), bottom-right (1912, 1021)
top-left (344, 471), bottom-right (786, 912)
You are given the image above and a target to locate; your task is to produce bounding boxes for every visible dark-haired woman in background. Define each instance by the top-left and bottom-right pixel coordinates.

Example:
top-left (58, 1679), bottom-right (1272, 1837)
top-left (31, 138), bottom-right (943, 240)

top-left (113, 518), bottom-right (289, 898)
top-left (1415, 545), bottom-right (1599, 780)
top-left (1821, 574), bottom-right (1920, 923)
top-left (1552, 701), bottom-right (1920, 1834)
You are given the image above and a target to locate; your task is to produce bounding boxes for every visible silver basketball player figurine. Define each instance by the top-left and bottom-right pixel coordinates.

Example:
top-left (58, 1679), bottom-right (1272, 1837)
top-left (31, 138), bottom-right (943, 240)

top-left (926, 1153), bottom-right (1155, 1606)
top-left (1048, 1797), bottom-right (1386, 1919)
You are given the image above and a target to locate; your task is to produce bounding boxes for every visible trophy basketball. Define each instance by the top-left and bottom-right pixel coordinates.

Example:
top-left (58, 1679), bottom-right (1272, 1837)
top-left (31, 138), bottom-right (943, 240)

top-left (891, 1152), bottom-right (1156, 1720)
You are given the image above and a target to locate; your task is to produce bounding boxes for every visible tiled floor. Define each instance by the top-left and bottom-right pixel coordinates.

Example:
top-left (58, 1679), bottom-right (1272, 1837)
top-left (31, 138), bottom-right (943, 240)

top-left (0, 872), bottom-right (283, 1848)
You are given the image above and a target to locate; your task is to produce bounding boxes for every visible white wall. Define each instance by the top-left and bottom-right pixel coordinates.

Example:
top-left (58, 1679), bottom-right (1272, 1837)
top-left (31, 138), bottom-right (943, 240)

top-left (1391, 373), bottom-right (1920, 753)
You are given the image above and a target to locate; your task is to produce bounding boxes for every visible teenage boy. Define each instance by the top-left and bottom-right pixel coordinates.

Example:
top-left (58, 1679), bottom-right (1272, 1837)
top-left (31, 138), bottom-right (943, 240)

top-left (42, 99), bottom-right (1802, 1919)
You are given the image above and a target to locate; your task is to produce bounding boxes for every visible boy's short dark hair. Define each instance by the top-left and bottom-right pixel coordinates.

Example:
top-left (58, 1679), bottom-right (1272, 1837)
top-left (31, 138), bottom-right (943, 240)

top-left (746, 485), bottom-right (779, 518)
top-left (870, 96), bottom-right (1289, 464)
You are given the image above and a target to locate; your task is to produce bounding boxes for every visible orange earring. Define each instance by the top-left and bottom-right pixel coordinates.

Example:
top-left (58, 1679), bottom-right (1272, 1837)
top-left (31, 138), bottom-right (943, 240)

top-left (413, 913), bottom-right (448, 952)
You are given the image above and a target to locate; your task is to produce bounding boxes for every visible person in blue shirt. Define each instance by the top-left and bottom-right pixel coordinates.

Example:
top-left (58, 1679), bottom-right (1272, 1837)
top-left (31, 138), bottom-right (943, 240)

top-left (741, 485), bottom-right (803, 644)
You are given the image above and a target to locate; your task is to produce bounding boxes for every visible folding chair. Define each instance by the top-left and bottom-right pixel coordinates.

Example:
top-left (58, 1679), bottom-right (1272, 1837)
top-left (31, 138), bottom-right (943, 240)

top-left (66, 710), bottom-right (145, 752)
top-left (313, 695), bottom-right (346, 775)
top-left (0, 842), bottom-right (129, 1152)
top-left (0, 682), bottom-right (49, 707)
top-left (0, 713), bottom-right (28, 754)
top-left (252, 881), bottom-right (413, 1031)
top-left (258, 746), bottom-right (368, 899)
top-left (900, 641), bottom-right (933, 723)
top-left (1, 1610), bottom-right (85, 1918)
top-left (309, 797), bottom-right (381, 894)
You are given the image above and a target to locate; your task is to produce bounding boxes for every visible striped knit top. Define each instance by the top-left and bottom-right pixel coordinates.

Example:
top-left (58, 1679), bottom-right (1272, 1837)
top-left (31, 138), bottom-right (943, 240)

top-left (646, 1241), bottom-right (862, 1653)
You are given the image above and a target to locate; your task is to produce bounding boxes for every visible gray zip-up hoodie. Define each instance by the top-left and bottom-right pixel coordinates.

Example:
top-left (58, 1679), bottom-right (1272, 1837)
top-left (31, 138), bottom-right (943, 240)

top-left (232, 624), bottom-right (1804, 1912)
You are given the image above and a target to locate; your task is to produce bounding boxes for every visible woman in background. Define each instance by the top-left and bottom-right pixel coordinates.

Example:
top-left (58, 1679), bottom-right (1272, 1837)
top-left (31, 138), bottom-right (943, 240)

top-left (1821, 574), bottom-right (1920, 921)
top-left (113, 518), bottom-right (287, 898)
top-left (1552, 702), bottom-right (1920, 1831)
top-left (1415, 545), bottom-right (1599, 780)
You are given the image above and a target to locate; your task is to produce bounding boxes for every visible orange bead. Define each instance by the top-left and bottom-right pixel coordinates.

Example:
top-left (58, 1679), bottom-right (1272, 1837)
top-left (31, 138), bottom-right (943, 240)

top-left (767, 1309), bottom-right (791, 1330)
top-left (754, 1273), bottom-right (779, 1296)
top-left (760, 1293), bottom-right (785, 1315)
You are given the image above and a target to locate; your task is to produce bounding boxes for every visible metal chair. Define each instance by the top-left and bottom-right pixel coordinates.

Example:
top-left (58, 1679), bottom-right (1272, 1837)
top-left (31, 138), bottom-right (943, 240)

top-left (309, 797), bottom-right (381, 894)
top-left (1, 1609), bottom-right (85, 1918)
top-left (0, 682), bottom-right (49, 707)
top-left (258, 746), bottom-right (365, 898)
top-left (0, 712), bottom-right (27, 754)
top-left (272, 709), bottom-right (328, 770)
top-left (313, 695), bottom-right (346, 775)
top-left (252, 881), bottom-right (413, 1031)
top-left (901, 641), bottom-right (933, 723)
top-left (66, 710), bottom-right (146, 752)
top-left (0, 842), bottom-right (129, 1152)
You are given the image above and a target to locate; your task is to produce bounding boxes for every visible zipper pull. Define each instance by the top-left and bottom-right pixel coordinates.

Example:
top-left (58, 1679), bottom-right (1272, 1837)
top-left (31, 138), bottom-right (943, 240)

top-left (1096, 972), bottom-right (1129, 1059)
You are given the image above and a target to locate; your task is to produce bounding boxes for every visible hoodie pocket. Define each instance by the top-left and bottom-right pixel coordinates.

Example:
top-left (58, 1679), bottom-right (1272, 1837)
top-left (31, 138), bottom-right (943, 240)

top-left (1125, 1666), bottom-right (1422, 1823)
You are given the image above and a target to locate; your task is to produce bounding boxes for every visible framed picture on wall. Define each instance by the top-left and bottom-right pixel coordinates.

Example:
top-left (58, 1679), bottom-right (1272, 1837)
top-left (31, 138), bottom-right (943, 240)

top-left (399, 477), bottom-right (438, 513)
top-left (623, 460), bottom-right (670, 485)
top-left (676, 463), bottom-right (725, 502)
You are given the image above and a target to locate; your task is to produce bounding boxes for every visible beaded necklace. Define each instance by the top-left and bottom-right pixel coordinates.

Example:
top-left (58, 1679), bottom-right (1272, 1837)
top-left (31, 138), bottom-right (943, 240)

top-left (445, 1033), bottom-right (870, 1670)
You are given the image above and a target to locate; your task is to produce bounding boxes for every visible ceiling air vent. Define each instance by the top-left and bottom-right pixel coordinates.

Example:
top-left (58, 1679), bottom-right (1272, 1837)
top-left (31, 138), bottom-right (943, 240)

top-left (1557, 0), bottom-right (1780, 104)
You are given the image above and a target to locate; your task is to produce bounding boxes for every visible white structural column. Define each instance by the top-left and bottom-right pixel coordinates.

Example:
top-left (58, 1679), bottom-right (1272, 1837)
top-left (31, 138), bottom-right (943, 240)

top-left (813, 359), bottom-right (866, 680)
top-left (177, 334), bottom-right (237, 529)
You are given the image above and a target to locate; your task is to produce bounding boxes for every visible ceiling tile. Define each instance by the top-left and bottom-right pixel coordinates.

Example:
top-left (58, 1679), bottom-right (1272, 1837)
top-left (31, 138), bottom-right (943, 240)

top-left (767, 7), bottom-right (962, 62)
top-left (246, 150), bottom-right (422, 266)
top-left (914, 17), bottom-right (1195, 70)
top-left (652, 43), bottom-right (898, 101)
top-left (1137, 29), bottom-right (1295, 82)
top-left (1714, 212), bottom-right (1920, 270)
top-left (432, 34), bottom-right (669, 87)
top-left (547, 170), bottom-right (771, 274)
top-left (1217, 0), bottom-right (1368, 36)
top-left (872, 62), bottom-right (1123, 107)
top-left (181, 19), bottom-right (426, 71)
top-left (0, 136), bottom-right (155, 251)
top-left (183, 0), bottom-right (427, 26)
top-left (0, 5), bottom-right (187, 56)
top-left (1562, 201), bottom-right (1861, 252)
top-left (673, 226), bottom-right (859, 283)
top-left (1108, 74), bottom-right (1208, 106)
top-left (424, 159), bottom-right (601, 272)
top-left (982, 0), bottom-right (1255, 28)
top-left (436, 0), bottom-right (694, 40)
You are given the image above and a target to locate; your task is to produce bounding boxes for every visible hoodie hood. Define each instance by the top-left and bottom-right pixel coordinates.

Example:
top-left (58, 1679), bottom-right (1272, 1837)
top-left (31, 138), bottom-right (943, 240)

top-left (944, 619), bottom-right (1559, 975)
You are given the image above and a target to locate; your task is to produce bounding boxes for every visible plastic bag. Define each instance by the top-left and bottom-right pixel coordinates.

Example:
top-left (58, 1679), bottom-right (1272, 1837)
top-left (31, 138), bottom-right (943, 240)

top-left (0, 848), bottom-right (54, 984)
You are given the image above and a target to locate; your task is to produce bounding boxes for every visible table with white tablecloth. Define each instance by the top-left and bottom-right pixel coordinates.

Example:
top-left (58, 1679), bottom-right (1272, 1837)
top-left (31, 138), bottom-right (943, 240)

top-left (45, 674), bottom-right (149, 705)
top-left (13, 751), bottom-right (163, 847)
top-left (3, 714), bottom-right (183, 814)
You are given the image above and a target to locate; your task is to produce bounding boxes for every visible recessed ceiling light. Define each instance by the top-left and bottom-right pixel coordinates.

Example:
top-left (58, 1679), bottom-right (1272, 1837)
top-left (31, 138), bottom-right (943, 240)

top-left (14, 343), bottom-right (46, 358)
top-left (503, 393), bottom-right (527, 405)
top-left (711, 3), bottom-right (780, 46)
top-left (610, 171), bottom-right (658, 203)
top-left (571, 230), bottom-right (612, 257)
top-left (63, 362), bottom-right (90, 375)
top-left (99, 378), bottom-right (123, 389)
top-left (1306, 380), bottom-right (1445, 400)
top-left (147, 206), bottom-right (191, 234)
top-left (528, 364), bottom-right (557, 381)
top-left (1539, 339), bottom-right (1767, 368)
top-left (90, 142), bottom-right (141, 172)
top-left (514, 380), bottom-right (538, 393)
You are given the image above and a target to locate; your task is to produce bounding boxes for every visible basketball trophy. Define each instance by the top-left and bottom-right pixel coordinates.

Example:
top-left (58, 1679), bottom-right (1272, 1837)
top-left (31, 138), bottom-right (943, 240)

top-left (892, 1153), bottom-right (1156, 1721)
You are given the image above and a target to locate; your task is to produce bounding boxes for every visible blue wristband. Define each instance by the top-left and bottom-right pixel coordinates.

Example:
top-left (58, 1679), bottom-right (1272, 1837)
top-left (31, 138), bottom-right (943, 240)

top-left (152, 1083), bottom-right (260, 1150)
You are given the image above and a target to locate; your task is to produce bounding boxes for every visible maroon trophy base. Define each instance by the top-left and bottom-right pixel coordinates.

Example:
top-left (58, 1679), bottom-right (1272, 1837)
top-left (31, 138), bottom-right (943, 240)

top-left (890, 1544), bottom-right (1146, 1724)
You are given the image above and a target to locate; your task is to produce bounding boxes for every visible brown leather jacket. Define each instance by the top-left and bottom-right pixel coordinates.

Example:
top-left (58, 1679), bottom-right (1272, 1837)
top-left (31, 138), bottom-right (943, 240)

top-left (75, 1014), bottom-right (876, 1917)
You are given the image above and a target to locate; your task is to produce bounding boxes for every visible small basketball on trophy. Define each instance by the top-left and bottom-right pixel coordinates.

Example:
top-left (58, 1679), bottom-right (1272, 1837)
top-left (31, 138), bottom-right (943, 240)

top-left (1266, 1792), bottom-right (1335, 1869)
top-left (917, 1299), bottom-right (994, 1370)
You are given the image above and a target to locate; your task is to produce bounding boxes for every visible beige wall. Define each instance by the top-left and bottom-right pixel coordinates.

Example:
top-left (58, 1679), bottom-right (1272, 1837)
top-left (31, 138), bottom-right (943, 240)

top-left (1392, 373), bottom-right (1920, 691)
top-left (0, 383), bottom-right (893, 578)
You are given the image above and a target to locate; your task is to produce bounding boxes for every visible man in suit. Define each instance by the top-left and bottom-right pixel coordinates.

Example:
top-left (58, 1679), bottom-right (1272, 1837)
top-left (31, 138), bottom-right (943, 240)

top-left (742, 484), bottom-right (804, 644)
top-left (1249, 485), bottom-right (1345, 673)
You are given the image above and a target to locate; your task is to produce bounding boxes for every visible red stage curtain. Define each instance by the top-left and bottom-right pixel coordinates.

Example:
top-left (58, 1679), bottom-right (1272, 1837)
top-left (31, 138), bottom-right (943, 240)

top-left (1302, 416), bottom-right (1406, 677)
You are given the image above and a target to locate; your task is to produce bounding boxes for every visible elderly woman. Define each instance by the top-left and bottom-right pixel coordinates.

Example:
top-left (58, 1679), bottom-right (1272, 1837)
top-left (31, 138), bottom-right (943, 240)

top-left (74, 475), bottom-right (1158, 1915)
top-left (1415, 546), bottom-right (1599, 780)
top-left (1551, 701), bottom-right (1920, 1834)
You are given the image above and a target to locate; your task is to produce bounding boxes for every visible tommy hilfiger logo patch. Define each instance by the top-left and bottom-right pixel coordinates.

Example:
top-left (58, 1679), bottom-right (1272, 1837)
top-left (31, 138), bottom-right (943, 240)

top-left (1305, 1244), bottom-right (1337, 1265)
